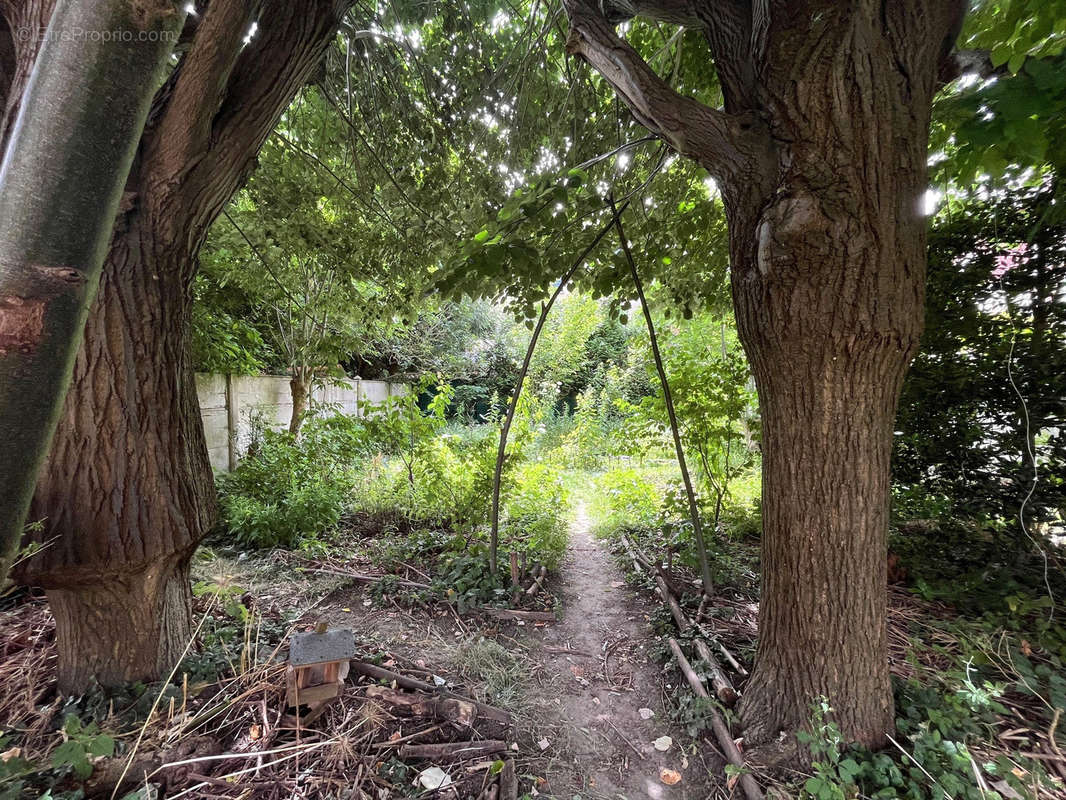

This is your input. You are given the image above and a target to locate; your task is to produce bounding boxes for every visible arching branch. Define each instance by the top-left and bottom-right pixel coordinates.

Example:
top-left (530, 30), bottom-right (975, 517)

top-left (562, 0), bottom-right (770, 185)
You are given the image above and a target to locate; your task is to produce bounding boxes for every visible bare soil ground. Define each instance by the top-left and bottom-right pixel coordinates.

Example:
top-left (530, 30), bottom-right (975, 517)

top-left (199, 502), bottom-right (720, 798)
top-left (527, 503), bottom-right (717, 798)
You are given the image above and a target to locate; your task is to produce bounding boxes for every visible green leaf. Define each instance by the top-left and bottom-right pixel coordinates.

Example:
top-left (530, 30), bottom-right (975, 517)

top-left (804, 776), bottom-right (826, 795)
top-left (990, 44), bottom-right (1012, 67)
top-left (89, 734), bottom-right (115, 757)
top-left (51, 740), bottom-right (87, 771)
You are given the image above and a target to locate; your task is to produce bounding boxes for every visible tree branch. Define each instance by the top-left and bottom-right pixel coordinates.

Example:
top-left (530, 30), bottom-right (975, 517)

top-left (145, 0), bottom-right (355, 248)
top-left (563, 0), bottom-right (768, 183)
top-left (152, 0), bottom-right (259, 180)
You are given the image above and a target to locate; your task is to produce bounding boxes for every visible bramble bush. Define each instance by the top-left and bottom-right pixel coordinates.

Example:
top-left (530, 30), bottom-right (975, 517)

top-left (797, 676), bottom-right (1054, 800)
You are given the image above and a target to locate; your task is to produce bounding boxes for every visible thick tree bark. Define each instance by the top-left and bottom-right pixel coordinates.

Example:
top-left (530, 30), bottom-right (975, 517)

top-left (5, 0), bottom-right (353, 692)
top-left (49, 556), bottom-right (193, 690)
top-left (564, 0), bottom-right (968, 751)
top-left (728, 183), bottom-right (924, 747)
top-left (0, 0), bottom-right (182, 577)
top-left (721, 5), bottom-right (940, 748)
top-left (26, 220), bottom-right (212, 683)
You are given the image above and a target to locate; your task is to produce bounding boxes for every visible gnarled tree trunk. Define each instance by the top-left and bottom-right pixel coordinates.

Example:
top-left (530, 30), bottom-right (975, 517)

top-left (564, 0), bottom-right (968, 750)
top-left (27, 219), bottom-right (212, 687)
top-left (3, 0), bottom-right (353, 692)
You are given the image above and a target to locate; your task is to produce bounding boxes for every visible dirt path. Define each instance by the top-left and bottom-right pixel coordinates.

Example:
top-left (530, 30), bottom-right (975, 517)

top-left (203, 502), bottom-right (720, 798)
top-left (531, 502), bottom-right (717, 799)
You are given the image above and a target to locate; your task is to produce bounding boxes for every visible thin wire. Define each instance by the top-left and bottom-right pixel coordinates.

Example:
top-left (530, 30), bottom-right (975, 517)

top-left (988, 191), bottom-right (1056, 622)
top-left (998, 269), bottom-right (1055, 622)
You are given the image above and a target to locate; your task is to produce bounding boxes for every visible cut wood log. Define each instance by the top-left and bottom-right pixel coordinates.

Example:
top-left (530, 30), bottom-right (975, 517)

top-left (654, 575), bottom-right (690, 633)
top-left (399, 740), bottom-right (507, 760)
top-left (618, 535), bottom-right (648, 580)
top-left (365, 685), bottom-right (478, 726)
top-left (653, 575), bottom-right (738, 704)
top-left (693, 639), bottom-right (738, 706)
top-left (349, 661), bottom-right (511, 724)
top-left (667, 638), bottom-right (762, 800)
top-left (475, 607), bottom-right (556, 623)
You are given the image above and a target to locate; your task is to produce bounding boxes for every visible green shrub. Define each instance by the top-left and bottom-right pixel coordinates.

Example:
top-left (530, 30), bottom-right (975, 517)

top-left (796, 678), bottom-right (1053, 800)
top-left (589, 467), bottom-right (661, 537)
top-left (501, 463), bottom-right (570, 568)
top-left (216, 412), bottom-right (366, 548)
top-left (354, 422), bottom-right (507, 531)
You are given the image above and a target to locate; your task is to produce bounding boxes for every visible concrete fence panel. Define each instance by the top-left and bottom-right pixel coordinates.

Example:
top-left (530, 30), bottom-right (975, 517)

top-left (195, 374), bottom-right (407, 472)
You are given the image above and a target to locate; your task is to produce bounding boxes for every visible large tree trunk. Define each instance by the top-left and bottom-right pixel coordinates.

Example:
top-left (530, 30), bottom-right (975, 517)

top-left (26, 218), bottom-right (212, 685)
top-left (0, 0), bottom-right (182, 577)
top-left (722, 10), bottom-right (934, 749)
top-left (564, 0), bottom-right (966, 752)
top-left (728, 189), bottom-right (924, 748)
top-left (4, 0), bottom-right (353, 693)
top-left (49, 556), bottom-right (194, 690)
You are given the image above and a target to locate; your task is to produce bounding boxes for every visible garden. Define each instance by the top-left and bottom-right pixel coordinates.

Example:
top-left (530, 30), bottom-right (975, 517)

top-left (0, 0), bottom-right (1064, 799)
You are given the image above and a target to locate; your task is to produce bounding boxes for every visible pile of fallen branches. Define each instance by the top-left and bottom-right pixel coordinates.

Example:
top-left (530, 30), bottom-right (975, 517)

top-left (0, 599), bottom-right (523, 799)
top-left (617, 533), bottom-right (762, 800)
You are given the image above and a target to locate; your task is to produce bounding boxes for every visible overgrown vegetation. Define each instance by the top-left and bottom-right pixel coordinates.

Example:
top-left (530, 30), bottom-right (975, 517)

top-left (1, 0), bottom-right (1065, 797)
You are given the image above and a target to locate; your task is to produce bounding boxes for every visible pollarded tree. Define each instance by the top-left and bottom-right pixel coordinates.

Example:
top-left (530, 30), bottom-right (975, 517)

top-left (0, 0), bottom-right (353, 692)
top-left (558, 0), bottom-right (1016, 751)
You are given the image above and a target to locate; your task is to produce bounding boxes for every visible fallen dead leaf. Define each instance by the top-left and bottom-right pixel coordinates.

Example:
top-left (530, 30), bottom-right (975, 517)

top-left (653, 736), bottom-right (672, 752)
top-left (660, 768), bottom-right (682, 786)
top-left (638, 707), bottom-right (655, 720)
